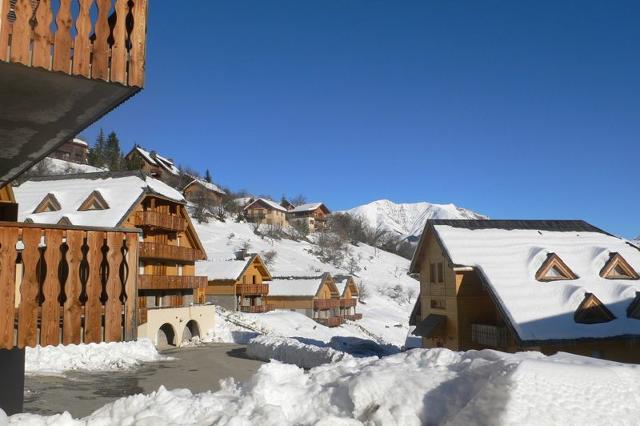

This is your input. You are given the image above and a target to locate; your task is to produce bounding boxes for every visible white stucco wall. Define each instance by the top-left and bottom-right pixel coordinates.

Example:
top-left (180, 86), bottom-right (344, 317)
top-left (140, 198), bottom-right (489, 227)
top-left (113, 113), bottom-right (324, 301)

top-left (137, 305), bottom-right (216, 347)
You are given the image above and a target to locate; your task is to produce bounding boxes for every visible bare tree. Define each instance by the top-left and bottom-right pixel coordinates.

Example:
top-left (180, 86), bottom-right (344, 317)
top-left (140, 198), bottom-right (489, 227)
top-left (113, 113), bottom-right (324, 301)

top-left (347, 255), bottom-right (362, 274)
top-left (407, 287), bottom-right (417, 303)
top-left (356, 281), bottom-right (369, 302)
top-left (290, 219), bottom-right (310, 240)
top-left (262, 250), bottom-right (277, 266)
top-left (290, 194), bottom-right (307, 207)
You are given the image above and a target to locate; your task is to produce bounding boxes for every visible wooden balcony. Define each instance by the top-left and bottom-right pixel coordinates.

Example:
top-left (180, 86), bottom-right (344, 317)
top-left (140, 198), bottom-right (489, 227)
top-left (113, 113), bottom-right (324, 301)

top-left (340, 298), bottom-right (357, 308)
top-left (138, 275), bottom-right (208, 291)
top-left (0, 0), bottom-right (149, 188)
top-left (237, 284), bottom-right (269, 295)
top-left (343, 313), bottom-right (363, 321)
top-left (134, 211), bottom-right (187, 232)
top-left (471, 324), bottom-right (510, 348)
top-left (0, 222), bottom-right (140, 349)
top-left (314, 298), bottom-right (340, 310)
top-left (316, 316), bottom-right (342, 327)
top-left (239, 305), bottom-right (270, 314)
top-left (139, 242), bottom-right (202, 263)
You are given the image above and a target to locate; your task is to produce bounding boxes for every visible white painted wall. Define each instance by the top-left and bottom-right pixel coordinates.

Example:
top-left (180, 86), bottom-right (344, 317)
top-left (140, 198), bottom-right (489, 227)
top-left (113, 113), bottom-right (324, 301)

top-left (137, 305), bottom-right (216, 347)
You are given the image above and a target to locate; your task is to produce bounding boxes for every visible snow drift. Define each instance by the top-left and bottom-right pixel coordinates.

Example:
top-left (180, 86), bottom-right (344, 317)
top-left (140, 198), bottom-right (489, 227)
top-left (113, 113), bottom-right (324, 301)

top-left (25, 339), bottom-right (167, 375)
top-left (247, 335), bottom-right (354, 369)
top-left (9, 348), bottom-right (640, 425)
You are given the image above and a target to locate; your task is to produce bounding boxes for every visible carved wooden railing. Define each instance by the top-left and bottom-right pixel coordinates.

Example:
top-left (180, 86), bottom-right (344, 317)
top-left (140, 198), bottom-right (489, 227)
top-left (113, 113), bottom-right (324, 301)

top-left (313, 298), bottom-right (340, 310)
top-left (139, 242), bottom-right (202, 263)
top-left (316, 316), bottom-right (342, 327)
top-left (237, 284), bottom-right (269, 295)
top-left (340, 298), bottom-right (357, 308)
top-left (342, 313), bottom-right (362, 321)
top-left (0, 0), bottom-right (148, 87)
top-left (239, 304), bottom-right (269, 314)
top-left (0, 222), bottom-right (140, 349)
top-left (138, 275), bottom-right (208, 291)
top-left (134, 211), bottom-right (187, 232)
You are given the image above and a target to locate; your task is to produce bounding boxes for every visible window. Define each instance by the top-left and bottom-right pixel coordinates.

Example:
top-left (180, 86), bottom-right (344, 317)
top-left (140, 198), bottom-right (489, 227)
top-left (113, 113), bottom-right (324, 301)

top-left (536, 253), bottom-right (578, 282)
top-left (33, 193), bottom-right (61, 213)
top-left (574, 293), bottom-right (615, 324)
top-left (430, 298), bottom-right (446, 309)
top-left (437, 263), bottom-right (444, 283)
top-left (600, 253), bottom-right (639, 280)
top-left (627, 293), bottom-right (640, 320)
top-left (429, 263), bottom-right (435, 283)
top-left (78, 191), bottom-right (109, 211)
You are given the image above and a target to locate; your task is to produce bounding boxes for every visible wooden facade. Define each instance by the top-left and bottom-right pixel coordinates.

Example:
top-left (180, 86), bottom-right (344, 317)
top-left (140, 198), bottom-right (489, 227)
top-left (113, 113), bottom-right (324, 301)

top-left (410, 224), bottom-right (640, 363)
top-left (183, 180), bottom-right (225, 206)
top-left (337, 277), bottom-right (362, 321)
top-left (287, 203), bottom-right (331, 232)
top-left (203, 254), bottom-right (272, 312)
top-left (244, 199), bottom-right (288, 227)
top-left (269, 274), bottom-right (343, 327)
top-left (49, 139), bottom-right (89, 164)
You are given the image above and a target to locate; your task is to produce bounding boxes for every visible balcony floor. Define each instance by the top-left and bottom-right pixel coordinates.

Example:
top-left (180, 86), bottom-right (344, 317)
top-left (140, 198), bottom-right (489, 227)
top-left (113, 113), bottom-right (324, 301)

top-left (0, 61), bottom-right (140, 187)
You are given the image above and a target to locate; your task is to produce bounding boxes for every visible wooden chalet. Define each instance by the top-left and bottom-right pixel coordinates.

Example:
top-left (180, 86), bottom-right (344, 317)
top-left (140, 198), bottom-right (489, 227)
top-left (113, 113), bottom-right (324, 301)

top-left (15, 171), bottom-right (213, 348)
top-left (49, 138), bottom-right (90, 165)
top-left (244, 198), bottom-right (288, 227)
top-left (0, 0), bottom-right (149, 414)
top-left (269, 273), bottom-right (343, 327)
top-left (286, 203), bottom-right (331, 232)
top-left (125, 145), bottom-right (182, 187)
top-left (335, 276), bottom-right (362, 321)
top-left (182, 177), bottom-right (226, 206)
top-left (196, 253), bottom-right (272, 313)
top-left (409, 219), bottom-right (640, 363)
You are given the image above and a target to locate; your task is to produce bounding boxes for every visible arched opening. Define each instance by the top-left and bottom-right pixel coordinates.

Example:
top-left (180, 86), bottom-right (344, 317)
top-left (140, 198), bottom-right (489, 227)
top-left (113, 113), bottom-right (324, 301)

top-left (182, 320), bottom-right (201, 343)
top-left (157, 323), bottom-right (176, 348)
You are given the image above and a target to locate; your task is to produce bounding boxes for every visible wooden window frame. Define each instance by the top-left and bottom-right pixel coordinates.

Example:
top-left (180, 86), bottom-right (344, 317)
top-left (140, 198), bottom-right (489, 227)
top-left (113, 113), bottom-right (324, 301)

top-left (78, 190), bottom-right (110, 211)
top-left (437, 262), bottom-right (444, 283)
top-left (429, 263), bottom-right (436, 284)
top-left (33, 193), bottom-right (62, 213)
top-left (627, 292), bottom-right (640, 320)
top-left (535, 253), bottom-right (578, 282)
top-left (574, 293), bottom-right (615, 324)
top-left (600, 253), bottom-right (639, 280)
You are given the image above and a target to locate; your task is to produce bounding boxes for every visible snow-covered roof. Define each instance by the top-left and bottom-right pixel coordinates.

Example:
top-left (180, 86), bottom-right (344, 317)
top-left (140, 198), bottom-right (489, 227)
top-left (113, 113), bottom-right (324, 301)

top-left (290, 203), bottom-right (328, 213)
top-left (334, 276), bottom-right (356, 296)
top-left (196, 258), bottom-right (251, 281)
top-left (245, 198), bottom-right (288, 212)
top-left (133, 146), bottom-right (157, 165)
top-left (15, 172), bottom-right (184, 227)
top-left (184, 177), bottom-right (226, 195)
top-left (424, 221), bottom-right (640, 342)
top-left (154, 153), bottom-right (180, 176)
top-left (269, 275), bottom-right (329, 297)
top-left (71, 138), bottom-right (88, 147)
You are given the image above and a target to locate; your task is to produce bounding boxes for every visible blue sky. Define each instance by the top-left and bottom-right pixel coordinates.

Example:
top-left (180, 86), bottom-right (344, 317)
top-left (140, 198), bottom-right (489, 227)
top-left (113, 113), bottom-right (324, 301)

top-left (85, 1), bottom-right (640, 238)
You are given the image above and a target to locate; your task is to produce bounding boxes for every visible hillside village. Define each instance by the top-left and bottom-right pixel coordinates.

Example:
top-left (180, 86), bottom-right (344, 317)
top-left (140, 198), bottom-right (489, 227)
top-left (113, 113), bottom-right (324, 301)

top-left (1, 1), bottom-right (639, 424)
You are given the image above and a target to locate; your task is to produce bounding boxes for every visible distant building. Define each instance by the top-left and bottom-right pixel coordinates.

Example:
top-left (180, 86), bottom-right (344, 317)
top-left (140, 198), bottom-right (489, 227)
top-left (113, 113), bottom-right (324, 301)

top-left (243, 198), bottom-right (288, 227)
top-left (269, 273), bottom-right (343, 327)
top-left (49, 138), bottom-right (89, 164)
top-left (182, 177), bottom-right (226, 206)
top-left (409, 219), bottom-right (640, 363)
top-left (15, 171), bottom-right (213, 347)
top-left (196, 253), bottom-right (272, 312)
top-left (286, 203), bottom-right (331, 232)
top-left (335, 276), bottom-right (362, 320)
top-left (124, 145), bottom-right (181, 186)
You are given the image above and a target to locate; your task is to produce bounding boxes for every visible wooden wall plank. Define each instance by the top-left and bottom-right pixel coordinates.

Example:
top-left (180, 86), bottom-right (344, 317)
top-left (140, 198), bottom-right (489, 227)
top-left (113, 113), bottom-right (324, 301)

top-left (39, 229), bottom-right (63, 347)
top-left (10, 0), bottom-right (34, 65)
top-left (0, 0), bottom-right (12, 61)
top-left (72, 0), bottom-right (94, 78)
top-left (91, 0), bottom-right (111, 80)
top-left (110, 0), bottom-right (128, 84)
top-left (62, 230), bottom-right (83, 345)
top-left (83, 231), bottom-right (103, 343)
top-left (128, 0), bottom-right (147, 87)
top-left (52, 0), bottom-right (73, 73)
top-left (32, 0), bottom-right (53, 69)
top-left (17, 228), bottom-right (41, 348)
top-left (123, 233), bottom-right (137, 340)
top-left (104, 232), bottom-right (121, 342)
top-left (0, 227), bottom-right (19, 349)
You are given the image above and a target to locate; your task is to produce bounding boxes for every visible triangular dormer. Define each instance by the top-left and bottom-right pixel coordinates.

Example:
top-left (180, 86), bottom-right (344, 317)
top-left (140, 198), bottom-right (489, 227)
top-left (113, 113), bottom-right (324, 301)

top-left (57, 216), bottom-right (72, 226)
top-left (33, 193), bottom-right (61, 213)
top-left (600, 253), bottom-right (639, 280)
top-left (78, 191), bottom-right (109, 211)
top-left (574, 293), bottom-right (615, 324)
top-left (627, 293), bottom-right (640, 320)
top-left (535, 253), bottom-right (578, 282)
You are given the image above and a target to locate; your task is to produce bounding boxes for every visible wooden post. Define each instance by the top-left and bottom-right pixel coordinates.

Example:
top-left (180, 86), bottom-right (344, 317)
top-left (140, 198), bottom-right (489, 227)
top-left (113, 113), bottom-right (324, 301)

top-left (129, 0), bottom-right (147, 86)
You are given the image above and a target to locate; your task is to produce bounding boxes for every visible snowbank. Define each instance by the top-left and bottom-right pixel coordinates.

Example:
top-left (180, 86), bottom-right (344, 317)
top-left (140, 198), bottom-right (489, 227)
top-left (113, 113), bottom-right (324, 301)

top-left (247, 335), bottom-right (354, 369)
top-left (25, 339), bottom-right (168, 376)
top-left (10, 348), bottom-right (640, 425)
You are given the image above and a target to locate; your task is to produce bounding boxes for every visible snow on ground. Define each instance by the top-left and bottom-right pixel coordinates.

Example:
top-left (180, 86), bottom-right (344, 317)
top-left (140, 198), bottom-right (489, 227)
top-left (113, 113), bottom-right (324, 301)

top-left (194, 220), bottom-right (418, 347)
top-left (42, 158), bottom-right (104, 175)
top-left (9, 348), bottom-right (640, 425)
top-left (247, 335), bottom-right (354, 369)
top-left (25, 339), bottom-right (168, 376)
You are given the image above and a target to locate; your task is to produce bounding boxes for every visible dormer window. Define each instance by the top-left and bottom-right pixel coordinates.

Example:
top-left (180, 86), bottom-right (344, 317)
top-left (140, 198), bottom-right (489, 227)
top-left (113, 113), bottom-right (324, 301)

top-left (33, 193), bottom-right (61, 213)
top-left (536, 253), bottom-right (578, 282)
top-left (600, 253), bottom-right (639, 280)
top-left (627, 293), bottom-right (640, 320)
top-left (57, 217), bottom-right (72, 226)
top-left (574, 293), bottom-right (615, 324)
top-left (78, 191), bottom-right (109, 211)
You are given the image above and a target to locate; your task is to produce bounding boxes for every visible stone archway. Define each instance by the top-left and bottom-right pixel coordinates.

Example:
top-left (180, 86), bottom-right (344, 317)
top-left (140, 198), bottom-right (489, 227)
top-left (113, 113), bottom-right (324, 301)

top-left (157, 323), bottom-right (177, 348)
top-left (181, 320), bottom-right (201, 343)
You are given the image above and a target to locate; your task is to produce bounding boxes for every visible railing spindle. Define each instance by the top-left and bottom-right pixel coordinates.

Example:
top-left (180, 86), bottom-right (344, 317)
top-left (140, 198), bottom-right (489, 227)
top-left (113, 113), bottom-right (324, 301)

top-left (32, 0), bottom-right (52, 69)
top-left (104, 232), bottom-right (121, 341)
top-left (72, 0), bottom-right (93, 78)
top-left (62, 230), bottom-right (84, 345)
top-left (17, 228), bottom-right (40, 348)
top-left (0, 0), bottom-right (13, 61)
top-left (10, 0), bottom-right (33, 65)
top-left (0, 228), bottom-right (19, 349)
top-left (128, 0), bottom-right (146, 86)
top-left (91, 0), bottom-right (110, 80)
top-left (83, 231), bottom-right (103, 343)
top-left (52, 0), bottom-right (72, 73)
top-left (109, 0), bottom-right (127, 83)
top-left (39, 228), bottom-right (63, 346)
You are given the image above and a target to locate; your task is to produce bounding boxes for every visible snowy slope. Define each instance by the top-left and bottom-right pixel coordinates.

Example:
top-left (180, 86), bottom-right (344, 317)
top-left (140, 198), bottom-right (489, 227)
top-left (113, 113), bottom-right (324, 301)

top-left (345, 199), bottom-right (487, 240)
top-left (193, 220), bottom-right (418, 346)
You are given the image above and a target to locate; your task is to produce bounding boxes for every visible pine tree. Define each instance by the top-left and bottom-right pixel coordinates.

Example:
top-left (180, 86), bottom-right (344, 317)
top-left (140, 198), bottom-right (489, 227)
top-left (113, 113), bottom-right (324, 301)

top-left (88, 129), bottom-right (107, 168)
top-left (204, 169), bottom-right (212, 183)
top-left (105, 131), bottom-right (123, 171)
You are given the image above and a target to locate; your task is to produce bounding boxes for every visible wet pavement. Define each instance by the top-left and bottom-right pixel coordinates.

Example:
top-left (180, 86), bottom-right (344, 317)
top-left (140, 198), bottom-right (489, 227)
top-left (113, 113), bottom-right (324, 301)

top-left (24, 343), bottom-right (265, 418)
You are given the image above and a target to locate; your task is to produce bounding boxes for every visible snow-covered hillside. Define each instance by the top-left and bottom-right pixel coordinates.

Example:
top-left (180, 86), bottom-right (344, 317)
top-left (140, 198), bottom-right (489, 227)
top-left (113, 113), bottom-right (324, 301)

top-left (194, 219), bottom-right (418, 346)
top-left (345, 199), bottom-right (487, 240)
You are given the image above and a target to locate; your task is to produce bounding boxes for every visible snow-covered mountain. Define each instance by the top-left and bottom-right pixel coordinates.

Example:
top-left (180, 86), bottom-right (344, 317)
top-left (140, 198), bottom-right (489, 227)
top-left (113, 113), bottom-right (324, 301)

top-left (345, 199), bottom-right (487, 241)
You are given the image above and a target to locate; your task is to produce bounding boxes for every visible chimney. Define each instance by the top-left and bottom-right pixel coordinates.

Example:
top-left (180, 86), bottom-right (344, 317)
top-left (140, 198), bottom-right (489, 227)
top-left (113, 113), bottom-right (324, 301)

top-left (235, 249), bottom-right (248, 261)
